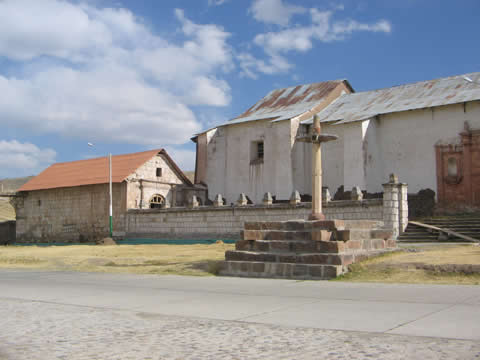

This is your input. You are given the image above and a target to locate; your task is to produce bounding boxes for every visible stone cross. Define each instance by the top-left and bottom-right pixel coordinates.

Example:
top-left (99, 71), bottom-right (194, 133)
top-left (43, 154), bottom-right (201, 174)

top-left (297, 114), bottom-right (338, 220)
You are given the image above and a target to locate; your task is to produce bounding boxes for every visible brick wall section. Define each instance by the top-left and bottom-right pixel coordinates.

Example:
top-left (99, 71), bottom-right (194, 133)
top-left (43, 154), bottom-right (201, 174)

top-left (126, 199), bottom-right (384, 241)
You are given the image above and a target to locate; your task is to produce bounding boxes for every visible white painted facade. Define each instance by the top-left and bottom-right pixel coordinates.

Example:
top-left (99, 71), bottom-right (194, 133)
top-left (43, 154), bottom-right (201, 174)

top-left (201, 100), bottom-right (480, 203)
top-left (203, 119), bottom-right (295, 204)
top-left (196, 73), bottom-right (480, 204)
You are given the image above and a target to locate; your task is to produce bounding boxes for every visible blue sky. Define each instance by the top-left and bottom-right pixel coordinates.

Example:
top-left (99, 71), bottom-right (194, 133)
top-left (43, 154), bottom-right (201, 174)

top-left (1, 0), bottom-right (479, 178)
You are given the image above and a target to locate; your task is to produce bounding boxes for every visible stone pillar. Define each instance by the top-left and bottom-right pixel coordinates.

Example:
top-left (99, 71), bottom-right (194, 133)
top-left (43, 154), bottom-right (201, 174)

top-left (351, 186), bottom-right (363, 201)
top-left (189, 195), bottom-right (199, 208)
top-left (398, 183), bottom-right (408, 234)
top-left (383, 174), bottom-right (400, 239)
top-left (263, 192), bottom-right (273, 206)
top-left (290, 190), bottom-right (301, 206)
top-left (213, 194), bottom-right (224, 207)
top-left (237, 193), bottom-right (248, 206)
top-left (310, 116), bottom-right (324, 220)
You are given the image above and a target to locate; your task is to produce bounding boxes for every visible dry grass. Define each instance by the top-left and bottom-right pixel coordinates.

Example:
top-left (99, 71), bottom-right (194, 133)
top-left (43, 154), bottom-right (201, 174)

top-left (0, 243), bottom-right (234, 276)
top-left (336, 244), bottom-right (480, 285)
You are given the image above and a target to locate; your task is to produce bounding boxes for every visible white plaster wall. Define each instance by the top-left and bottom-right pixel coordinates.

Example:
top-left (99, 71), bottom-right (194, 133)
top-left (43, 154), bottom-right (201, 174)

top-left (370, 101), bottom-right (480, 194)
top-left (126, 154), bottom-right (184, 209)
top-left (204, 119), bottom-right (294, 204)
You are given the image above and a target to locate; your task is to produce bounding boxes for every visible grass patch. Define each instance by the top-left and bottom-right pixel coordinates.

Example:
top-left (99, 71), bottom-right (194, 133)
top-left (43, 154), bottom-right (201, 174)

top-left (335, 244), bottom-right (480, 285)
top-left (0, 243), bottom-right (234, 276)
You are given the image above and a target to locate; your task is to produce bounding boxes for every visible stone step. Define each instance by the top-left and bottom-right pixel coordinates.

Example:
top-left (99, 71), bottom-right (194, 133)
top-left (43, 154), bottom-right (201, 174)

top-left (220, 261), bottom-right (343, 280)
top-left (244, 220), bottom-right (345, 231)
top-left (397, 238), bottom-right (441, 243)
top-left (225, 250), bottom-right (355, 266)
top-left (335, 229), bottom-right (393, 241)
top-left (236, 239), bottom-right (395, 253)
top-left (242, 229), bottom-right (333, 241)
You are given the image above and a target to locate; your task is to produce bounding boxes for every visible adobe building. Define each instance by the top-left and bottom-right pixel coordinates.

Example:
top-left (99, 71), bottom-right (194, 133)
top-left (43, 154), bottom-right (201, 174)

top-left (193, 72), bottom-right (480, 212)
top-left (192, 80), bottom-right (354, 204)
top-left (14, 149), bottom-right (204, 243)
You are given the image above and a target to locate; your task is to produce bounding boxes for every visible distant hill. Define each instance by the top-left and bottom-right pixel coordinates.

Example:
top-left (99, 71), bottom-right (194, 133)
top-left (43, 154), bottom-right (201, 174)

top-left (0, 176), bottom-right (34, 194)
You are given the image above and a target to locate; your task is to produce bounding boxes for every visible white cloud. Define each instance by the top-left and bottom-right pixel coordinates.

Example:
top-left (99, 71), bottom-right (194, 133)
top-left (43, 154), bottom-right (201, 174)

top-left (0, 0), bottom-right (234, 146)
top-left (208, 0), bottom-right (229, 6)
top-left (249, 0), bottom-right (306, 26)
top-left (242, 7), bottom-right (391, 78)
top-left (0, 140), bottom-right (56, 177)
top-left (163, 146), bottom-right (196, 171)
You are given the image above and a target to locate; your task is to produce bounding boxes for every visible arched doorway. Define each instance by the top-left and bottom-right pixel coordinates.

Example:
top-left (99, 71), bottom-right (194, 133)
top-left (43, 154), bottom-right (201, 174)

top-left (149, 194), bottom-right (166, 209)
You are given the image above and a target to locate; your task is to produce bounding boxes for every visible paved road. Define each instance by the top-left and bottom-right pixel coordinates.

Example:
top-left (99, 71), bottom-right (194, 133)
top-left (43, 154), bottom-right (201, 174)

top-left (1, 270), bottom-right (480, 359)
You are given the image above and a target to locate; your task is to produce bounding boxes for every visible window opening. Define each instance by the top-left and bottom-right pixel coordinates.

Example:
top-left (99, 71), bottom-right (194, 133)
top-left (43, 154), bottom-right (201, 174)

top-left (447, 157), bottom-right (458, 177)
top-left (257, 142), bottom-right (264, 159)
top-left (150, 194), bottom-right (165, 209)
top-left (156, 168), bottom-right (162, 177)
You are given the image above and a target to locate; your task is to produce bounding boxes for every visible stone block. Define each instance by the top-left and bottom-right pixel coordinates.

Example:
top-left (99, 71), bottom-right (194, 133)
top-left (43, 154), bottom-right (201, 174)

top-left (309, 265), bottom-right (323, 278)
top-left (302, 254), bottom-right (328, 264)
top-left (252, 262), bottom-right (265, 273)
top-left (235, 240), bottom-right (252, 251)
top-left (311, 220), bottom-right (345, 231)
top-left (243, 230), bottom-right (260, 241)
top-left (311, 230), bottom-right (332, 241)
top-left (253, 241), bottom-right (269, 252)
top-left (386, 239), bottom-right (397, 248)
top-left (346, 240), bottom-right (362, 250)
top-left (316, 241), bottom-right (345, 253)
top-left (371, 230), bottom-right (393, 240)
top-left (293, 264), bottom-right (308, 277)
top-left (269, 241), bottom-right (291, 252)
top-left (323, 265), bottom-right (342, 279)
top-left (371, 239), bottom-right (386, 250)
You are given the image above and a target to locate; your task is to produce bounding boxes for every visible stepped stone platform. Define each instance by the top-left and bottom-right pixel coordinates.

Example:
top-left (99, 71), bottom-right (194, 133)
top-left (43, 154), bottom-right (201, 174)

top-left (220, 219), bottom-right (396, 280)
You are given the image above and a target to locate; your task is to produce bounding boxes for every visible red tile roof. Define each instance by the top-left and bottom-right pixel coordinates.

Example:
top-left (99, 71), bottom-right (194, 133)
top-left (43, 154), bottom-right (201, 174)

top-left (18, 149), bottom-right (192, 192)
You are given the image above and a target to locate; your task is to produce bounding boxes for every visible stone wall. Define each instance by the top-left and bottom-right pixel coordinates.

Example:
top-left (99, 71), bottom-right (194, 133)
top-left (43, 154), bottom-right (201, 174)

top-left (15, 183), bottom-right (127, 243)
top-left (126, 199), bottom-right (384, 241)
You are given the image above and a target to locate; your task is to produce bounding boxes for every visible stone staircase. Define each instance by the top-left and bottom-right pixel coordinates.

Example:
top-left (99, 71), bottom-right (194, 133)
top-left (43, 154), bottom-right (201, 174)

top-left (220, 220), bottom-right (395, 280)
top-left (398, 214), bottom-right (480, 242)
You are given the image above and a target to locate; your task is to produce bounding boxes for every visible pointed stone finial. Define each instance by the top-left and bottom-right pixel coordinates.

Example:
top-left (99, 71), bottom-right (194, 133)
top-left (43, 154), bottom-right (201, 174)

top-left (263, 192), bottom-right (273, 205)
top-left (389, 173), bottom-right (399, 184)
top-left (213, 194), bottom-right (224, 207)
top-left (290, 190), bottom-right (301, 206)
top-left (322, 188), bottom-right (331, 203)
top-left (351, 186), bottom-right (363, 201)
top-left (237, 193), bottom-right (248, 206)
top-left (190, 195), bottom-right (200, 208)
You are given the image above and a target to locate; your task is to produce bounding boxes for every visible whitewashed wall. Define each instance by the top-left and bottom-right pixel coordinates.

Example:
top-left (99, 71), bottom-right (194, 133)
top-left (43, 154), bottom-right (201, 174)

top-left (204, 119), bottom-right (294, 204)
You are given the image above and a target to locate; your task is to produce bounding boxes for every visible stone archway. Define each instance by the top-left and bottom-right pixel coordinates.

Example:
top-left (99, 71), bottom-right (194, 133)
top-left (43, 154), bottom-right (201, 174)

top-left (149, 194), bottom-right (166, 209)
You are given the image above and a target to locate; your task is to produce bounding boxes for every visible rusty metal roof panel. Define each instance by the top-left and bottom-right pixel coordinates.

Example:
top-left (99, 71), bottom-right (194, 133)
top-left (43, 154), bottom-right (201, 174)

top-left (224, 80), bottom-right (346, 126)
top-left (302, 72), bottom-right (480, 125)
top-left (19, 149), bottom-right (164, 192)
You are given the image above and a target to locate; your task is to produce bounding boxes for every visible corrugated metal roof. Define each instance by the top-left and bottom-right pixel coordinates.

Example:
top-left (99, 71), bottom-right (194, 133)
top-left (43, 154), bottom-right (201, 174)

top-left (302, 72), bottom-right (480, 125)
top-left (18, 149), bottom-right (192, 192)
top-left (223, 80), bottom-right (350, 126)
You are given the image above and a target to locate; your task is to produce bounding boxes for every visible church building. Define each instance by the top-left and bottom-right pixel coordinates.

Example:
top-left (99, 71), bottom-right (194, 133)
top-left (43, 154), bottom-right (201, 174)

top-left (193, 72), bottom-right (480, 211)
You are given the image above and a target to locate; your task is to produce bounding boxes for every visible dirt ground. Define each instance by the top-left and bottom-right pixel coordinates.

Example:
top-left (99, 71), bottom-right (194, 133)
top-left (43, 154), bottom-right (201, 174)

top-left (1, 243), bottom-right (480, 284)
top-left (0, 243), bottom-right (235, 276)
top-left (337, 244), bottom-right (480, 285)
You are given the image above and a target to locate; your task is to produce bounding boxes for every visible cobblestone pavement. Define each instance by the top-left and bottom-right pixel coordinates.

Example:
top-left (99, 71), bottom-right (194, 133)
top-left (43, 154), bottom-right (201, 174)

top-left (1, 298), bottom-right (480, 360)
